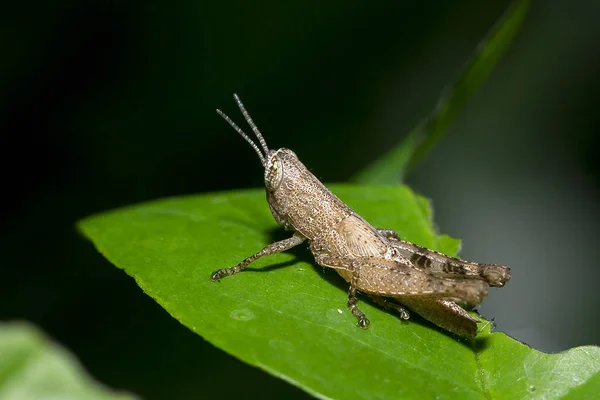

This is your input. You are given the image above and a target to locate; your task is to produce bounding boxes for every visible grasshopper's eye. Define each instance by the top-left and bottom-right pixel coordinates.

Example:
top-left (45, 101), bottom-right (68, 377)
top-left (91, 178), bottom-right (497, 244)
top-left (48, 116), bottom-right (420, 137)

top-left (265, 155), bottom-right (283, 191)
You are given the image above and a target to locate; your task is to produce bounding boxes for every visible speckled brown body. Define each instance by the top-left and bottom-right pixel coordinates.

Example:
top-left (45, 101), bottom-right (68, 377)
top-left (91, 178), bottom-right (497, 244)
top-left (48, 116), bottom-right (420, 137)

top-left (211, 94), bottom-right (511, 337)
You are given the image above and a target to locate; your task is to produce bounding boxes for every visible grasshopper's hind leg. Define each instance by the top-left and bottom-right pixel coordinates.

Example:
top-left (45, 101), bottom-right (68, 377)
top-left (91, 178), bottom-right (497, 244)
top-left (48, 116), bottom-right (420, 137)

top-left (377, 228), bottom-right (511, 288)
top-left (210, 233), bottom-right (305, 281)
top-left (398, 297), bottom-right (481, 337)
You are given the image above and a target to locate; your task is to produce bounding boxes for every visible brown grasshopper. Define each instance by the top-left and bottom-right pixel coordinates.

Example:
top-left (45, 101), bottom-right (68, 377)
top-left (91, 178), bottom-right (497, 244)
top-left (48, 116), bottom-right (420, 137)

top-left (210, 94), bottom-right (510, 337)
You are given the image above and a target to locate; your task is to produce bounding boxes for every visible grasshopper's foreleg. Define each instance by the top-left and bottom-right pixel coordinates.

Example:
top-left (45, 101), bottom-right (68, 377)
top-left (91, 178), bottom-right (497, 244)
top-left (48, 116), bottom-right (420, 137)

top-left (368, 295), bottom-right (410, 320)
top-left (210, 232), bottom-right (305, 281)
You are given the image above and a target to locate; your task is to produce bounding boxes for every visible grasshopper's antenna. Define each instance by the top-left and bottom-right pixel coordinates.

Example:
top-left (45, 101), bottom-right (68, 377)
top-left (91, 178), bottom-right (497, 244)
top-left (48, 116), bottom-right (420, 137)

top-left (216, 108), bottom-right (266, 166)
top-left (233, 94), bottom-right (270, 157)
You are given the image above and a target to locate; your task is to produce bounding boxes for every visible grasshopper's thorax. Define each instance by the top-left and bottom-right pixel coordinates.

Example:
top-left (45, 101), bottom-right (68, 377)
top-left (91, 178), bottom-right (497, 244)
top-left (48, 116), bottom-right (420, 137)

top-left (264, 149), bottom-right (352, 239)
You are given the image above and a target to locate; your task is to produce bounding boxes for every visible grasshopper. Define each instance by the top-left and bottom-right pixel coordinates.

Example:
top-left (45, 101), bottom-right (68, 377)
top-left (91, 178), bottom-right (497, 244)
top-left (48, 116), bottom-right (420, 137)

top-left (210, 94), bottom-right (510, 337)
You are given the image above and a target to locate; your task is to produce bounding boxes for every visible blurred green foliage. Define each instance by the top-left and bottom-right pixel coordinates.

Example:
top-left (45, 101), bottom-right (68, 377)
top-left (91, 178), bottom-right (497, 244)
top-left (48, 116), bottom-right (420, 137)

top-left (355, 0), bottom-right (529, 183)
top-left (0, 322), bottom-right (136, 400)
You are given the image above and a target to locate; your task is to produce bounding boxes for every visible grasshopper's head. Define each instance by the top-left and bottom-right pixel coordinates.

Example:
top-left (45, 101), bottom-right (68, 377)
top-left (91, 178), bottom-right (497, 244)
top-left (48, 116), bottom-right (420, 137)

top-left (217, 94), bottom-right (302, 190)
top-left (263, 148), bottom-right (302, 192)
top-left (217, 95), bottom-right (307, 228)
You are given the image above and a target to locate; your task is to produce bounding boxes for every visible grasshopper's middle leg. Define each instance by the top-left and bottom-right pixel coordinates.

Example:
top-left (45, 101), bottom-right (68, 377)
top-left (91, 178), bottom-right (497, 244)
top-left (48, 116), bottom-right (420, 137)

top-left (376, 228), bottom-right (400, 240)
top-left (368, 295), bottom-right (410, 320)
top-left (314, 255), bottom-right (370, 328)
top-left (348, 269), bottom-right (370, 328)
top-left (211, 232), bottom-right (305, 281)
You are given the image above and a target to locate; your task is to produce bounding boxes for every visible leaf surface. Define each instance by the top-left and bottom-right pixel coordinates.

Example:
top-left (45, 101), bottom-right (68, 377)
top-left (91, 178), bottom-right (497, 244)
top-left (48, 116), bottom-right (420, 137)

top-left (78, 185), bottom-right (599, 399)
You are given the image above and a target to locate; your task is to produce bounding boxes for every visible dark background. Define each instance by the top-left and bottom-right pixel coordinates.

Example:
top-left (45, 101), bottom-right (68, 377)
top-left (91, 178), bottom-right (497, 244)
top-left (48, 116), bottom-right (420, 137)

top-left (2, 1), bottom-right (598, 398)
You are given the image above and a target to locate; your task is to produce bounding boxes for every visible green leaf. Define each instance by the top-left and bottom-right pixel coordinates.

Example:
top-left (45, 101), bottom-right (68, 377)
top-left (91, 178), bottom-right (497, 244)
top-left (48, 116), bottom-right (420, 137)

top-left (354, 0), bottom-right (530, 184)
top-left (78, 185), bottom-right (600, 399)
top-left (0, 322), bottom-right (136, 400)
